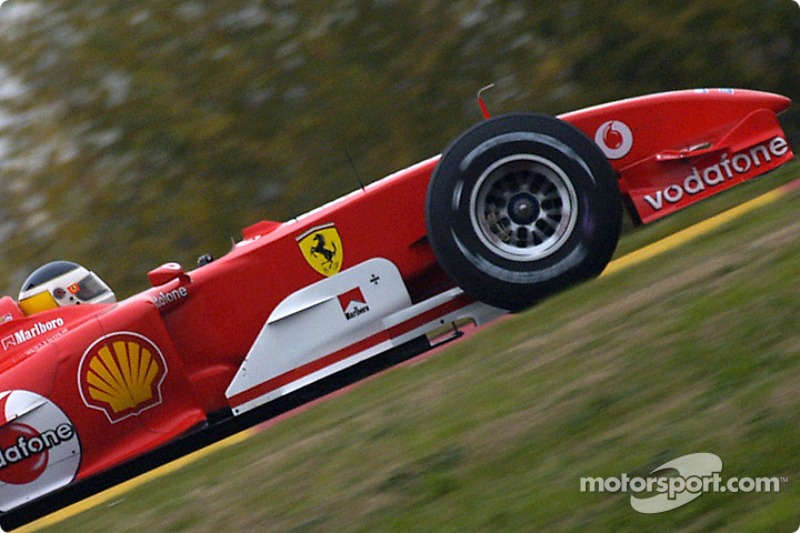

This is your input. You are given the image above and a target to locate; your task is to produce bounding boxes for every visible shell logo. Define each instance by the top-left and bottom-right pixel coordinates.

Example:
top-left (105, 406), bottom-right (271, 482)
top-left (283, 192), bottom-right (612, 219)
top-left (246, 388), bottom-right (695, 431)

top-left (78, 332), bottom-right (168, 423)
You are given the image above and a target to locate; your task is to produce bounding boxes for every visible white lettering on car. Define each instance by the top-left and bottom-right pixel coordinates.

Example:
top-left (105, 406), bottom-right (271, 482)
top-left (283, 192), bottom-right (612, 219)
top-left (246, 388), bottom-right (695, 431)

top-left (2, 318), bottom-right (66, 351)
top-left (151, 286), bottom-right (189, 309)
top-left (644, 137), bottom-right (789, 211)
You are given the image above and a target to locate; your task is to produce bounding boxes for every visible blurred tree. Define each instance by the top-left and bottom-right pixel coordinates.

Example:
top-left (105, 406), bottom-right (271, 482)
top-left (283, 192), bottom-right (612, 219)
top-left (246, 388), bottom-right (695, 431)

top-left (0, 0), bottom-right (798, 296)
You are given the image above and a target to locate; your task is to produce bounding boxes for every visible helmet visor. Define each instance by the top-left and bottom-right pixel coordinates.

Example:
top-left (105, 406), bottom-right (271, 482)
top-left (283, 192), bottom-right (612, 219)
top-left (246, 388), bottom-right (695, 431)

top-left (69, 274), bottom-right (111, 302)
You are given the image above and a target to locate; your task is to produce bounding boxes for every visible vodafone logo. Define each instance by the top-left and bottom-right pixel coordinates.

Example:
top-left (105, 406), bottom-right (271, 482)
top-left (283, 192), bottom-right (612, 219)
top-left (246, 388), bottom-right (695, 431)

top-left (0, 391), bottom-right (81, 512)
top-left (642, 137), bottom-right (790, 213)
top-left (595, 120), bottom-right (634, 160)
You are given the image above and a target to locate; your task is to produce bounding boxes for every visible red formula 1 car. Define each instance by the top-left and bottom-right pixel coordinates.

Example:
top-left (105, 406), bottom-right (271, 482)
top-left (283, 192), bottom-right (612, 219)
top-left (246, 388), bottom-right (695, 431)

top-left (0, 88), bottom-right (792, 528)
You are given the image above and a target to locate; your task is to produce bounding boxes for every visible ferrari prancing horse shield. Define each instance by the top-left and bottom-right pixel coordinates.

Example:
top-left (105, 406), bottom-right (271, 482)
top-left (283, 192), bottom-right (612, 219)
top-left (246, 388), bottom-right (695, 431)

top-left (297, 224), bottom-right (343, 277)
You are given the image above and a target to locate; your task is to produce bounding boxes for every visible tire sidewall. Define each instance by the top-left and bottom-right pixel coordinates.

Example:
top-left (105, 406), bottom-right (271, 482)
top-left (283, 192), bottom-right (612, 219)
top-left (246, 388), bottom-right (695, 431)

top-left (426, 113), bottom-right (621, 310)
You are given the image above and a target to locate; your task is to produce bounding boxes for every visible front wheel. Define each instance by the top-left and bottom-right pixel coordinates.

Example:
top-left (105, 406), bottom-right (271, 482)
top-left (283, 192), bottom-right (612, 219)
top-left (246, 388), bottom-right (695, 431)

top-left (425, 113), bottom-right (622, 311)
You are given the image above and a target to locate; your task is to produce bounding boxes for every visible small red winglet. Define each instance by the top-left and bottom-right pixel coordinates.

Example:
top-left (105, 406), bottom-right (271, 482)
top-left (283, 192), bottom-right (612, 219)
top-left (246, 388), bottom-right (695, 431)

top-left (477, 84), bottom-right (495, 120)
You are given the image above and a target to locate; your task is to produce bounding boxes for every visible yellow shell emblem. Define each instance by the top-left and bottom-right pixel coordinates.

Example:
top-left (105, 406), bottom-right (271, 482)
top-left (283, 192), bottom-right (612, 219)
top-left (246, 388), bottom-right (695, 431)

top-left (297, 224), bottom-right (343, 277)
top-left (79, 333), bottom-right (168, 423)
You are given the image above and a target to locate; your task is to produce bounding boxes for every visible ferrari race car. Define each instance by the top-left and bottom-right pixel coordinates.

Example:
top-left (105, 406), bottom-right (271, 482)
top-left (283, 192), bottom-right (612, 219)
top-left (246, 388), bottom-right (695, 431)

top-left (0, 88), bottom-right (793, 529)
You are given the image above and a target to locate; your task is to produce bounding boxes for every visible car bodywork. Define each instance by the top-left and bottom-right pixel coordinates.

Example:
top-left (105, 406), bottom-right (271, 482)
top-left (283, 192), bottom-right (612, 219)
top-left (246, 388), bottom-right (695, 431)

top-left (0, 88), bottom-right (792, 529)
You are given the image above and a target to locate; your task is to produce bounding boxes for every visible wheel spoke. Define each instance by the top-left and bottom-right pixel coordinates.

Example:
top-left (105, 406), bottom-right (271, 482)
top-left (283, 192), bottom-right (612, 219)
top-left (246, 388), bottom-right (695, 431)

top-left (471, 155), bottom-right (578, 262)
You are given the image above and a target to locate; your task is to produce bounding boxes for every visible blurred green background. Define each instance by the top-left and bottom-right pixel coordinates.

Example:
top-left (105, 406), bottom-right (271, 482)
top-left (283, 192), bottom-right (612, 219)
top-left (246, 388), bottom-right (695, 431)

top-left (0, 0), bottom-right (798, 297)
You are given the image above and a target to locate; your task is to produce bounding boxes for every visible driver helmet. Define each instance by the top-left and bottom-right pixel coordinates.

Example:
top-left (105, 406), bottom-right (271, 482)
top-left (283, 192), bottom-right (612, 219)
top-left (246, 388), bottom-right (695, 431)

top-left (18, 261), bottom-right (116, 316)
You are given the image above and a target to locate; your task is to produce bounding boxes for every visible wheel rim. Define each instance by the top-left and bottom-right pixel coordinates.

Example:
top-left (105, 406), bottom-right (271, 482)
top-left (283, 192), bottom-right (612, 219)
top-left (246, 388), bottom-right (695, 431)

top-left (470, 154), bottom-right (579, 262)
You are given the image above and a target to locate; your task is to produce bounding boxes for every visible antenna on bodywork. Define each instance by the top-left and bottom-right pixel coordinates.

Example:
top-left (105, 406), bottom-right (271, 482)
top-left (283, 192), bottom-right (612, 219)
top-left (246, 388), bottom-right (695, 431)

top-left (477, 84), bottom-right (495, 120)
top-left (346, 149), bottom-right (367, 192)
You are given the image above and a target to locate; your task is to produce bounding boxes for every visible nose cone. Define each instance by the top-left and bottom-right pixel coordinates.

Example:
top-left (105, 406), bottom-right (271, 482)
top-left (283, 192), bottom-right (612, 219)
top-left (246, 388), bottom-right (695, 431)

top-left (771, 93), bottom-right (791, 113)
top-left (738, 89), bottom-right (792, 114)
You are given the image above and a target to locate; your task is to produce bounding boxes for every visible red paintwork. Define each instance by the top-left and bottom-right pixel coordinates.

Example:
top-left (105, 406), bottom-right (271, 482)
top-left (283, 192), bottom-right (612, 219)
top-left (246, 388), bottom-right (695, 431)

top-left (560, 89), bottom-right (793, 222)
top-left (0, 89), bottom-right (791, 519)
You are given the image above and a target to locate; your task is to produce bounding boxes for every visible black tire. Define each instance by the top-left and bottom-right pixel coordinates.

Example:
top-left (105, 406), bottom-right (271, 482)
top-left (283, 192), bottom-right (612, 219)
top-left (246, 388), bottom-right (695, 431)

top-left (425, 113), bottom-right (622, 311)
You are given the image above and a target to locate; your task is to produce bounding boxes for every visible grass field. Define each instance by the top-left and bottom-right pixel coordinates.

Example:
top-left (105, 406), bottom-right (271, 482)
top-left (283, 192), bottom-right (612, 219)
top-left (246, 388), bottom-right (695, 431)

top-left (32, 163), bottom-right (800, 533)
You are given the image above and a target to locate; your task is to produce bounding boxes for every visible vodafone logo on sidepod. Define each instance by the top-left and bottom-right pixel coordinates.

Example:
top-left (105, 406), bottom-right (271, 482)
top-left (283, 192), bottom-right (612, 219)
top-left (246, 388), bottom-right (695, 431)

top-left (0, 391), bottom-right (81, 512)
